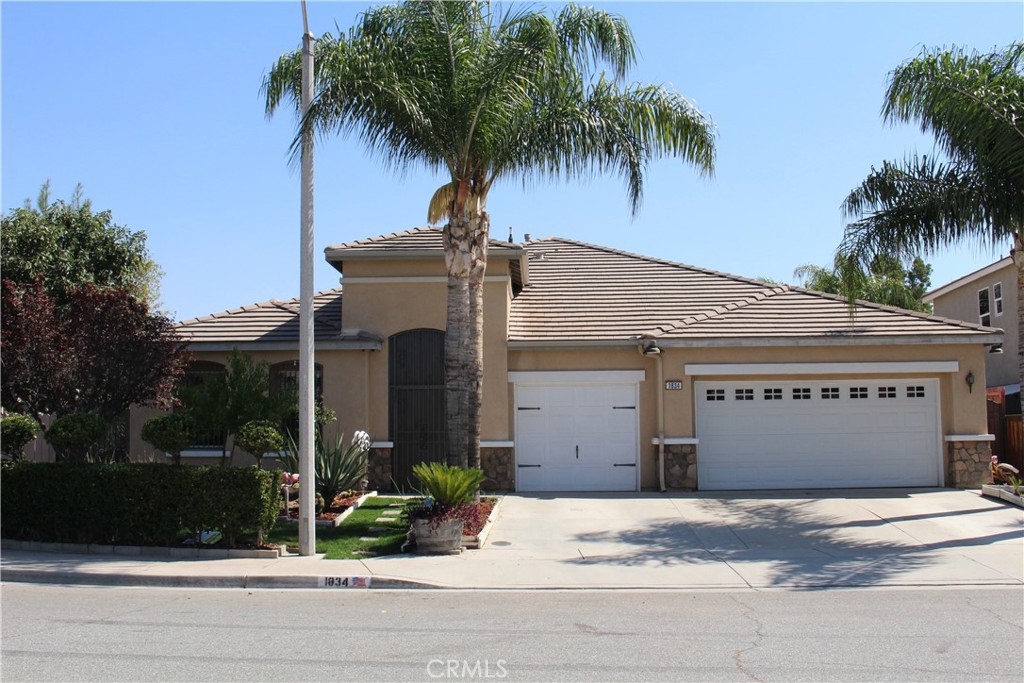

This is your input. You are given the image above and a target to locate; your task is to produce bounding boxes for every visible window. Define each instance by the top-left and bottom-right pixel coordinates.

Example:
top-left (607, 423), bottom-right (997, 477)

top-left (850, 387), bottom-right (868, 399)
top-left (878, 386), bottom-right (897, 398)
top-left (979, 287), bottom-right (991, 326)
top-left (764, 388), bottom-right (783, 400)
top-left (271, 361), bottom-right (325, 438)
top-left (793, 388), bottom-right (811, 400)
top-left (907, 386), bottom-right (926, 398)
top-left (179, 361), bottom-right (227, 450)
top-left (994, 283), bottom-right (1003, 316)
top-left (706, 389), bottom-right (725, 401)
top-left (821, 387), bottom-right (840, 399)
top-left (735, 388), bottom-right (754, 401)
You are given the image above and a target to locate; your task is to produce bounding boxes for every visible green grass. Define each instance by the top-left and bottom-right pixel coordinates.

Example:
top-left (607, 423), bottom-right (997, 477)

top-left (264, 497), bottom-right (410, 559)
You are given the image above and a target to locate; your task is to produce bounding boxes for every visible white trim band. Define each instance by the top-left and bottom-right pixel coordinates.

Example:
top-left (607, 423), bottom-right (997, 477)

top-left (508, 370), bottom-right (646, 385)
top-left (481, 441), bottom-right (515, 448)
top-left (370, 441), bottom-right (394, 449)
top-left (944, 434), bottom-right (996, 442)
top-left (650, 437), bottom-right (699, 445)
top-left (684, 361), bottom-right (960, 376)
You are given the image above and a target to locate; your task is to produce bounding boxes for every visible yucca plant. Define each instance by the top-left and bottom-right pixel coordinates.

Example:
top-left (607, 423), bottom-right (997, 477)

top-left (280, 429), bottom-right (370, 509)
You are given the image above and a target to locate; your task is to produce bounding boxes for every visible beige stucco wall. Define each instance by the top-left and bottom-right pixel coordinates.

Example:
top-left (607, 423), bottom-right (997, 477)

top-left (930, 263), bottom-right (1017, 387)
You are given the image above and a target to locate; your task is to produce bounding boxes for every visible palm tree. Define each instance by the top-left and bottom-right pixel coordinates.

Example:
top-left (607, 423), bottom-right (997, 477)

top-left (840, 41), bottom-right (1023, 386)
top-left (794, 254), bottom-right (933, 312)
top-left (263, 1), bottom-right (715, 468)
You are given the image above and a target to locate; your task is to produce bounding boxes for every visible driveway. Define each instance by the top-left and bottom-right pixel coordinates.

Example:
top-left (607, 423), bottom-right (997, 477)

top-left (365, 488), bottom-right (1023, 589)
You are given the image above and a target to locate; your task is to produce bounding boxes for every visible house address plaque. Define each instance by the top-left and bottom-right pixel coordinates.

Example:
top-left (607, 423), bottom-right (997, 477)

top-left (665, 380), bottom-right (683, 390)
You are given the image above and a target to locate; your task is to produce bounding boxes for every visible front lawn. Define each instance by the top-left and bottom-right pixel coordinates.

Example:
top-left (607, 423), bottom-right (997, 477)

top-left (264, 497), bottom-right (410, 559)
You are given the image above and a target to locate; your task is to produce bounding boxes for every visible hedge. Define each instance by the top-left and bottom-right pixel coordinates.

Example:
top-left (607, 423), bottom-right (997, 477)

top-left (0, 461), bottom-right (280, 547)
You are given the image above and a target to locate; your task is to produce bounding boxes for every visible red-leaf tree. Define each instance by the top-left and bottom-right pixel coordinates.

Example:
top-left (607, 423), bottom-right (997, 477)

top-left (1, 279), bottom-right (190, 424)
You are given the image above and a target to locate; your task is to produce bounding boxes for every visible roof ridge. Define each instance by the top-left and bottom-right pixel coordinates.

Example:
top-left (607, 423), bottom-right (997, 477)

top-left (644, 285), bottom-right (791, 336)
top-left (529, 236), bottom-right (783, 290)
top-left (329, 226), bottom-right (437, 250)
top-left (176, 287), bottom-right (343, 326)
top-left (786, 284), bottom-right (998, 332)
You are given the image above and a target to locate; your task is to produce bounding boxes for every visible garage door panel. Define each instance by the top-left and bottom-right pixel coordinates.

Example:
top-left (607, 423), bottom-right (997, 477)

top-left (696, 379), bottom-right (940, 490)
top-left (516, 383), bottom-right (637, 491)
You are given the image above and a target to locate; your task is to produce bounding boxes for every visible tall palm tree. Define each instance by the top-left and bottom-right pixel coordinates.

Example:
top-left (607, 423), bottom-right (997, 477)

top-left (263, 1), bottom-right (715, 468)
top-left (840, 42), bottom-right (1024, 387)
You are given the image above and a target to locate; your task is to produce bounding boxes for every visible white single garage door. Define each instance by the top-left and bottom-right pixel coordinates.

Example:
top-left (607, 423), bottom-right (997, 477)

top-left (515, 383), bottom-right (639, 491)
top-left (695, 379), bottom-right (941, 490)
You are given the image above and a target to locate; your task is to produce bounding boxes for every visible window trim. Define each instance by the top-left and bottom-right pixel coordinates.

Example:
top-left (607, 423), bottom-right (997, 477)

top-left (994, 282), bottom-right (1003, 317)
top-left (978, 286), bottom-right (991, 326)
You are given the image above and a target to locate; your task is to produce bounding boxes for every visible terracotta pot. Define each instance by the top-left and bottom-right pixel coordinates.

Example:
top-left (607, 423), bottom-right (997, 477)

top-left (411, 517), bottom-right (464, 554)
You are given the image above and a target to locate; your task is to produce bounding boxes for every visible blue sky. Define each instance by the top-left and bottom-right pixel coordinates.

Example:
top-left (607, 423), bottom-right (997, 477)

top-left (3, 1), bottom-right (1022, 321)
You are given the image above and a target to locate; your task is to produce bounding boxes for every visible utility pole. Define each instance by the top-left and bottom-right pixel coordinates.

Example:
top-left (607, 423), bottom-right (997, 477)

top-left (298, 0), bottom-right (316, 556)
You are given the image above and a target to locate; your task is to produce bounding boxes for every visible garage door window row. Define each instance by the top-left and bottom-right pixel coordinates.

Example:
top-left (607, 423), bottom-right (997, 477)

top-left (705, 384), bottom-right (929, 402)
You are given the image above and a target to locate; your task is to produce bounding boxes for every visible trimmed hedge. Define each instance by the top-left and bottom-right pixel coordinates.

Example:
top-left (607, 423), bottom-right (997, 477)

top-left (0, 462), bottom-right (280, 547)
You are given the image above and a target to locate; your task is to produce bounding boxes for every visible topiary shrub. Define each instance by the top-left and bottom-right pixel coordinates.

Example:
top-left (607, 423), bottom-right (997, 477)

top-left (1, 414), bottom-right (40, 461)
top-left (45, 412), bottom-right (106, 462)
top-left (234, 420), bottom-right (284, 469)
top-left (141, 413), bottom-right (193, 466)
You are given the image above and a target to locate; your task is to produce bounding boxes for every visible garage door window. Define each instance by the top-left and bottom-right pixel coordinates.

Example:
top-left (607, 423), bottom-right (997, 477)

top-left (735, 388), bottom-right (754, 401)
top-left (764, 388), bottom-right (783, 400)
top-left (706, 389), bottom-right (725, 401)
top-left (793, 388), bottom-right (811, 400)
top-left (878, 386), bottom-right (897, 398)
top-left (821, 387), bottom-right (840, 399)
top-left (907, 385), bottom-right (926, 398)
top-left (850, 387), bottom-right (868, 399)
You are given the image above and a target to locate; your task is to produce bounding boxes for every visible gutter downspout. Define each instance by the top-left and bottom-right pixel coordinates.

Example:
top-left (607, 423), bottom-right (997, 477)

top-left (637, 340), bottom-right (666, 492)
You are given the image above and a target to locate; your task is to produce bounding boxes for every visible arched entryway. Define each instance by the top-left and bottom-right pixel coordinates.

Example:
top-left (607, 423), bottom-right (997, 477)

top-left (388, 329), bottom-right (446, 490)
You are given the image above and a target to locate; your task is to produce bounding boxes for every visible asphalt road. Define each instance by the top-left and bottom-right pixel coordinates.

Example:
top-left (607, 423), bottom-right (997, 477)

top-left (1, 584), bottom-right (1021, 682)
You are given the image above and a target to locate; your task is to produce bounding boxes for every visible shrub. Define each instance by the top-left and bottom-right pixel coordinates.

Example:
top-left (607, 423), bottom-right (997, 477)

top-left (412, 462), bottom-right (485, 507)
top-left (279, 429), bottom-right (369, 507)
top-left (0, 461), bottom-right (280, 547)
top-left (45, 412), bottom-right (106, 462)
top-left (1, 414), bottom-right (40, 460)
top-left (141, 413), bottom-right (193, 465)
top-left (234, 420), bottom-right (284, 469)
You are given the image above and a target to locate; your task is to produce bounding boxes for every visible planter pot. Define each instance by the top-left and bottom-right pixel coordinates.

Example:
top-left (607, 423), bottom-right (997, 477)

top-left (411, 517), bottom-right (464, 554)
top-left (981, 484), bottom-right (1024, 508)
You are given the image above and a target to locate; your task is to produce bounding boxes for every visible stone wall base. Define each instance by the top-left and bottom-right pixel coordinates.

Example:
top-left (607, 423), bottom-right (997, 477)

top-left (481, 447), bottom-right (514, 491)
top-left (368, 447), bottom-right (393, 492)
top-left (946, 440), bottom-right (992, 488)
top-left (663, 443), bottom-right (697, 490)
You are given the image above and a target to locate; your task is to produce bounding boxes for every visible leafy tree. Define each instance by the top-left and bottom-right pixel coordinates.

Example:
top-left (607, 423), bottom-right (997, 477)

top-left (45, 412), bottom-right (106, 463)
top-left (1, 414), bottom-right (41, 461)
top-left (264, 1), bottom-right (716, 468)
top-left (795, 254), bottom-right (933, 312)
top-left (840, 42), bottom-right (1023, 384)
top-left (141, 413), bottom-right (193, 466)
top-left (234, 420), bottom-right (285, 469)
top-left (1, 280), bottom-right (190, 426)
top-left (177, 349), bottom-right (295, 466)
top-left (1, 181), bottom-right (162, 308)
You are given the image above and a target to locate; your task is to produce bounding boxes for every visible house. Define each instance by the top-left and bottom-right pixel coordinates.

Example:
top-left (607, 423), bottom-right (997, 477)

top-left (131, 227), bottom-right (1002, 491)
top-left (923, 256), bottom-right (1018, 394)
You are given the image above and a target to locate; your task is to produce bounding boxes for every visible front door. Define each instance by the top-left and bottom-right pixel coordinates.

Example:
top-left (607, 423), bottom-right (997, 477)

top-left (389, 329), bottom-right (446, 490)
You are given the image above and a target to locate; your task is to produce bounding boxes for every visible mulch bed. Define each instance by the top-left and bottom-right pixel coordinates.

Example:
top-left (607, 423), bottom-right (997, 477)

top-left (283, 491), bottom-right (365, 521)
top-left (462, 500), bottom-right (495, 537)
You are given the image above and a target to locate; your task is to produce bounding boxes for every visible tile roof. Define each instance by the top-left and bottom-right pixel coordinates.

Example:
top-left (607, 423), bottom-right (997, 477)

top-left (325, 226), bottom-right (522, 258)
top-left (176, 288), bottom-right (378, 346)
top-left (507, 237), bottom-right (999, 345)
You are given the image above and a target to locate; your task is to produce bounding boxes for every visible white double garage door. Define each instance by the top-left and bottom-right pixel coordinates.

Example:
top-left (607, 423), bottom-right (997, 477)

top-left (512, 373), bottom-right (942, 491)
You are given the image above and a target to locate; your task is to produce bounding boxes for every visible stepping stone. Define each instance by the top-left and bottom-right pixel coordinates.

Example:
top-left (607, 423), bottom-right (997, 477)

top-left (375, 517), bottom-right (396, 523)
top-left (359, 536), bottom-right (378, 542)
top-left (380, 510), bottom-right (401, 516)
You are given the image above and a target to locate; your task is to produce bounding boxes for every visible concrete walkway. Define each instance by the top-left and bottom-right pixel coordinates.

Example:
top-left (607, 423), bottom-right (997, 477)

top-left (2, 489), bottom-right (1021, 590)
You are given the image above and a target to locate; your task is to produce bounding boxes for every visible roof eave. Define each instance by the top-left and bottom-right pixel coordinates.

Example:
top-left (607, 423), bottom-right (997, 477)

top-left (508, 332), bottom-right (1003, 349)
top-left (923, 256), bottom-right (1013, 302)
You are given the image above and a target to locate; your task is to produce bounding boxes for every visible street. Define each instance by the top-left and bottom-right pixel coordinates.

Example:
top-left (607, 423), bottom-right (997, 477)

top-left (2, 583), bottom-right (1021, 682)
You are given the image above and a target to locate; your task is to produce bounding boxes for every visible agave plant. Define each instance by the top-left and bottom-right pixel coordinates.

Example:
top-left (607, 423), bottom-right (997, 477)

top-left (280, 429), bottom-right (370, 508)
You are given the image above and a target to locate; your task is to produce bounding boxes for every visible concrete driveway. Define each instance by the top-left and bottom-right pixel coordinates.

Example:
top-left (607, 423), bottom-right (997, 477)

top-left (365, 488), bottom-right (1023, 589)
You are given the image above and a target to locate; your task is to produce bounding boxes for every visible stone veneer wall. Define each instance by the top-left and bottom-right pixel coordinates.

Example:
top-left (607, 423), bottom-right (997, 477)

top-left (946, 440), bottom-right (992, 488)
top-left (481, 447), bottom-right (514, 491)
top-left (663, 443), bottom-right (697, 490)
top-left (368, 447), bottom-right (393, 492)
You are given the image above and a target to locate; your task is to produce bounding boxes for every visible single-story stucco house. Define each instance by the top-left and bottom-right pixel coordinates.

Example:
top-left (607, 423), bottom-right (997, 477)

top-left (131, 227), bottom-right (1002, 491)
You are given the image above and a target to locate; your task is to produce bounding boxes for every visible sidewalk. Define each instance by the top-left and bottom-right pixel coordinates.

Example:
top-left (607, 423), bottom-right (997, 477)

top-left (2, 490), bottom-right (1022, 590)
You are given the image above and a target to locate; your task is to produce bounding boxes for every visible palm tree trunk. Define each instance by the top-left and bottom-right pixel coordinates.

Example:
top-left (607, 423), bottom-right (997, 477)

top-left (443, 210), bottom-right (489, 469)
top-left (1015, 238), bottom-right (1024, 400)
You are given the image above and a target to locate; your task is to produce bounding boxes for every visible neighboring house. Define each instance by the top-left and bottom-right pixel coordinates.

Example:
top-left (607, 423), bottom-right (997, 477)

top-left (131, 227), bottom-right (1002, 491)
top-left (923, 256), bottom-right (1018, 392)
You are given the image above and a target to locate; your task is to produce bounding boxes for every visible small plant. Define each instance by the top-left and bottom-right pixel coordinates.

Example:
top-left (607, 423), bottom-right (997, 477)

top-left (234, 420), bottom-right (284, 469)
top-left (45, 412), bottom-right (106, 462)
top-left (141, 413), bottom-right (193, 466)
top-left (314, 492), bottom-right (325, 515)
top-left (1008, 475), bottom-right (1022, 496)
top-left (280, 429), bottom-right (370, 509)
top-left (411, 461), bottom-right (485, 508)
top-left (1, 414), bottom-right (40, 461)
